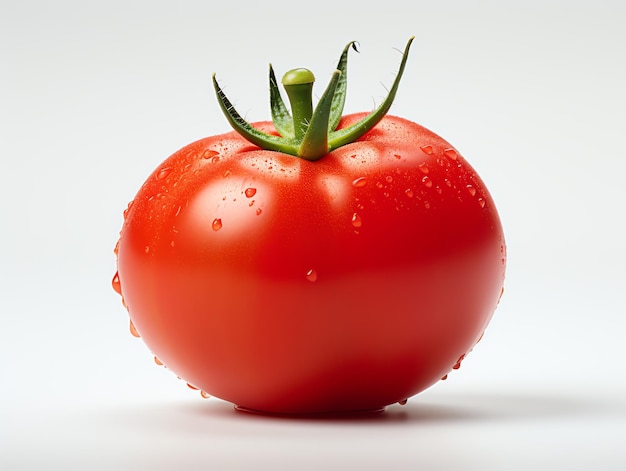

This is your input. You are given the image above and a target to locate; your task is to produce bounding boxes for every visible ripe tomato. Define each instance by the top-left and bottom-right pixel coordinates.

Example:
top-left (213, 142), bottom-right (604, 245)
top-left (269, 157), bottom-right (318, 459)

top-left (113, 38), bottom-right (506, 415)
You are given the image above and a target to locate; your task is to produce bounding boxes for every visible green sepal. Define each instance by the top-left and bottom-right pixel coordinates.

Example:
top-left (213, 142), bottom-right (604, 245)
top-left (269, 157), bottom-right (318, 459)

top-left (328, 41), bottom-right (359, 132)
top-left (298, 70), bottom-right (342, 160)
top-left (269, 64), bottom-right (294, 139)
top-left (327, 36), bottom-right (414, 151)
top-left (212, 73), bottom-right (299, 155)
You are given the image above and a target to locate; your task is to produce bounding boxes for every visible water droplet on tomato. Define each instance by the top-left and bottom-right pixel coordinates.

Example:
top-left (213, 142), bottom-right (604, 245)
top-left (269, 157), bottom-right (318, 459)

top-left (156, 167), bottom-right (172, 180)
top-left (405, 189), bottom-right (414, 198)
top-left (305, 269), bottom-right (318, 282)
top-left (398, 399), bottom-right (408, 405)
top-left (421, 176), bottom-right (433, 188)
top-left (351, 213), bottom-right (362, 228)
top-left (376, 181), bottom-right (384, 189)
top-left (129, 320), bottom-right (140, 338)
top-left (256, 208), bottom-right (262, 216)
top-left (352, 177), bottom-right (368, 187)
top-left (112, 272), bottom-right (121, 295)
top-left (424, 201), bottom-right (431, 209)
top-left (466, 185), bottom-right (477, 197)
top-left (385, 175), bottom-right (393, 183)
top-left (123, 200), bottom-right (134, 220)
top-left (154, 356), bottom-right (163, 366)
top-left (187, 383), bottom-right (199, 390)
top-left (200, 390), bottom-right (211, 399)
top-left (453, 354), bottom-right (465, 370)
top-left (212, 218), bottom-right (223, 231)
top-left (245, 188), bottom-right (257, 198)
top-left (478, 198), bottom-right (486, 208)
top-left (443, 148), bottom-right (457, 160)
top-left (418, 163), bottom-right (429, 174)
top-left (202, 149), bottom-right (219, 160)
top-left (144, 246), bottom-right (150, 254)
top-left (440, 374), bottom-right (448, 381)
top-left (420, 145), bottom-right (433, 155)
top-left (394, 154), bottom-right (402, 159)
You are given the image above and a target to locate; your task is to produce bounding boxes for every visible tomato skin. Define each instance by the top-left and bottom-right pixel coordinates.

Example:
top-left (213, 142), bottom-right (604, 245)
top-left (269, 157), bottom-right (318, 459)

top-left (116, 114), bottom-right (506, 414)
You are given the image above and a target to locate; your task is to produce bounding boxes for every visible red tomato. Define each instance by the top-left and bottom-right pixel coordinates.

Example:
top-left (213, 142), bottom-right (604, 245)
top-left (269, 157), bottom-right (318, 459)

top-left (114, 112), bottom-right (506, 415)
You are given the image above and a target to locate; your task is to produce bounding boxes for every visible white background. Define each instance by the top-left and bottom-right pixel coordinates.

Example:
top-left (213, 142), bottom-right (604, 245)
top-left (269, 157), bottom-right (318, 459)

top-left (1, 1), bottom-right (625, 469)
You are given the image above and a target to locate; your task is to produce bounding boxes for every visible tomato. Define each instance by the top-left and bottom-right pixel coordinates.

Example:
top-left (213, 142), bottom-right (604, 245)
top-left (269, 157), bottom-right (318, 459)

top-left (113, 38), bottom-right (506, 415)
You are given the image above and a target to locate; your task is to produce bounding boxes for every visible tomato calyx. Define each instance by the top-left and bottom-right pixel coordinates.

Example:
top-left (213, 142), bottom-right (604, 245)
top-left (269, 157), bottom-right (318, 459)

top-left (212, 37), bottom-right (414, 161)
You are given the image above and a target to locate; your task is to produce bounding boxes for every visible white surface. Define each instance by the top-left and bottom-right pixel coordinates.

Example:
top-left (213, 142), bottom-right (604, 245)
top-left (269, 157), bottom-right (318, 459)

top-left (1, 1), bottom-right (625, 469)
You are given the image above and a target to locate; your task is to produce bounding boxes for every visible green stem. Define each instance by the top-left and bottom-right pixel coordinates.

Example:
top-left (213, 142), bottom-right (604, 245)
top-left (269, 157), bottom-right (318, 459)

top-left (281, 68), bottom-right (315, 142)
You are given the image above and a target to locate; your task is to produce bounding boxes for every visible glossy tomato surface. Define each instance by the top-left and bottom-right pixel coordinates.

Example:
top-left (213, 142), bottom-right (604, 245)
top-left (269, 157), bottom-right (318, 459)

top-left (114, 114), bottom-right (506, 414)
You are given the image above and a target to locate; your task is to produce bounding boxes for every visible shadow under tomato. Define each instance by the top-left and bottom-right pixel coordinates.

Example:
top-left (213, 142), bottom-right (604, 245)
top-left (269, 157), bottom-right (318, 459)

top-left (179, 389), bottom-right (607, 425)
top-left (101, 389), bottom-right (614, 436)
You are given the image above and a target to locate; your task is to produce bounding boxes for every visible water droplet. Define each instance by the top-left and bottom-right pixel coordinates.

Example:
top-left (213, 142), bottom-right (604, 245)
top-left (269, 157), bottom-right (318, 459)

top-left (443, 148), bottom-right (457, 160)
top-left (123, 201), bottom-right (134, 220)
top-left (112, 272), bottom-right (122, 295)
top-left (440, 374), bottom-right (448, 381)
top-left (187, 383), bottom-right (199, 390)
top-left (212, 218), bottom-right (223, 231)
top-left (156, 167), bottom-right (172, 180)
top-left (394, 154), bottom-right (402, 159)
top-left (478, 198), bottom-right (486, 208)
top-left (352, 177), bottom-right (368, 187)
top-left (245, 188), bottom-right (257, 198)
top-left (453, 354), bottom-right (465, 370)
top-left (498, 286), bottom-right (505, 304)
top-left (421, 175), bottom-right (433, 188)
top-left (154, 356), bottom-right (163, 366)
top-left (466, 185), bottom-right (477, 197)
top-left (385, 175), bottom-right (393, 183)
top-left (351, 213), bottom-right (362, 228)
top-left (305, 269), bottom-right (318, 282)
top-left (256, 208), bottom-right (262, 216)
top-left (424, 201), bottom-right (431, 209)
top-left (113, 239), bottom-right (120, 256)
top-left (398, 399), bottom-right (408, 405)
top-left (144, 246), bottom-right (150, 254)
top-left (202, 149), bottom-right (219, 160)
top-left (200, 390), bottom-right (211, 399)
top-left (405, 189), bottom-right (414, 198)
top-left (418, 163), bottom-right (429, 174)
top-left (420, 145), bottom-right (433, 155)
top-left (376, 181), bottom-right (384, 189)
top-left (129, 320), bottom-right (140, 338)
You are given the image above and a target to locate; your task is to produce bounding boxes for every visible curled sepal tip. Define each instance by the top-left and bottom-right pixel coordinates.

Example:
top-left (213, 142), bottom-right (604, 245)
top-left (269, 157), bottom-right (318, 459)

top-left (212, 37), bottom-right (414, 161)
